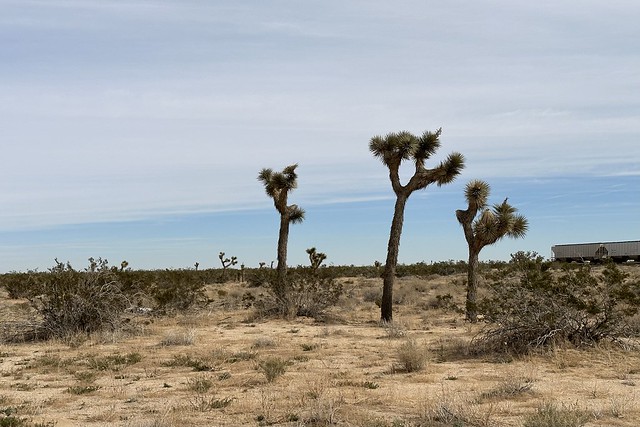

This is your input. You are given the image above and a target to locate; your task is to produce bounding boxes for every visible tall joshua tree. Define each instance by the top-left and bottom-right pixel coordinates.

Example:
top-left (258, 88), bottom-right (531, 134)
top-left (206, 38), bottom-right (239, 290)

top-left (456, 180), bottom-right (528, 322)
top-left (370, 129), bottom-right (465, 322)
top-left (258, 164), bottom-right (305, 298)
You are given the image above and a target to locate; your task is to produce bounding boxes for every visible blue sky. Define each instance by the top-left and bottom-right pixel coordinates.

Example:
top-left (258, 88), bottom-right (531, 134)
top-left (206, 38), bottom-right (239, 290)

top-left (1, 1), bottom-right (639, 272)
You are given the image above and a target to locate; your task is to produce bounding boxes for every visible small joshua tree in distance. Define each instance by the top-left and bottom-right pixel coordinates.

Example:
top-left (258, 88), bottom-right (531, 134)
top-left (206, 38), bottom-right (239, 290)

top-left (306, 247), bottom-right (327, 272)
top-left (370, 128), bottom-right (464, 322)
top-left (219, 252), bottom-right (238, 281)
top-left (456, 180), bottom-right (528, 322)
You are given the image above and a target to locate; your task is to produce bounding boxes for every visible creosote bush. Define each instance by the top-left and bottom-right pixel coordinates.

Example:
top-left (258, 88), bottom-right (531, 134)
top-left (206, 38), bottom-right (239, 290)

top-left (476, 252), bottom-right (640, 354)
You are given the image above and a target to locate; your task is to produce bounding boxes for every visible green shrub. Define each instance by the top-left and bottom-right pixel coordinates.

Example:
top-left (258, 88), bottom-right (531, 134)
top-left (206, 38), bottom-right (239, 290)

top-left (477, 253), bottom-right (640, 354)
top-left (149, 269), bottom-right (205, 313)
top-left (0, 271), bottom-right (43, 299)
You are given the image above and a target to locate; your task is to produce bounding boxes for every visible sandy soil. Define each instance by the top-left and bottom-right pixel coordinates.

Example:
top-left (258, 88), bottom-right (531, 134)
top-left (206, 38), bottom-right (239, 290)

top-left (1, 270), bottom-right (639, 426)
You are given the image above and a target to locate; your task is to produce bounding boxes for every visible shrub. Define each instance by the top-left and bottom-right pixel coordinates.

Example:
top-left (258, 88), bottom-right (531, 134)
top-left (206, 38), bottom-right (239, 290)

top-left (258, 357), bottom-right (287, 382)
top-left (381, 320), bottom-right (407, 339)
top-left (476, 253), bottom-right (640, 354)
top-left (162, 354), bottom-right (215, 372)
top-left (246, 268), bottom-right (276, 288)
top-left (149, 269), bottom-right (205, 313)
top-left (0, 271), bottom-right (43, 299)
top-left (425, 293), bottom-right (462, 312)
top-left (32, 259), bottom-right (129, 339)
top-left (395, 339), bottom-right (427, 372)
top-left (87, 352), bottom-right (142, 371)
top-left (286, 269), bottom-right (343, 318)
top-left (255, 268), bottom-right (343, 319)
top-left (186, 374), bottom-right (213, 393)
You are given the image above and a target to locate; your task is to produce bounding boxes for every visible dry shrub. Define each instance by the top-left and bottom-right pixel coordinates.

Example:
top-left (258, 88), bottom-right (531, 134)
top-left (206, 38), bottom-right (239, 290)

top-left (22, 258), bottom-right (130, 340)
top-left (434, 337), bottom-right (472, 362)
top-left (420, 388), bottom-right (495, 427)
top-left (255, 269), bottom-right (343, 319)
top-left (424, 293), bottom-right (462, 313)
top-left (395, 339), bottom-right (427, 373)
top-left (160, 329), bottom-right (196, 346)
top-left (476, 376), bottom-right (534, 403)
top-left (381, 320), bottom-right (407, 339)
top-left (258, 357), bottom-right (287, 382)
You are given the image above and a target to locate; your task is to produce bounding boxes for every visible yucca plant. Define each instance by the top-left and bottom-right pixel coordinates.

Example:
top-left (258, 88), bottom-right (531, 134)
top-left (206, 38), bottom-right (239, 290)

top-left (456, 180), bottom-right (528, 322)
top-left (370, 129), bottom-right (464, 321)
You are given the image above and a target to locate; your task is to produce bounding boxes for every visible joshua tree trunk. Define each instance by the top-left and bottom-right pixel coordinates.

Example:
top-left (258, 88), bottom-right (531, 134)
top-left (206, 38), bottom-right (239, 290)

top-left (466, 248), bottom-right (480, 322)
top-left (381, 194), bottom-right (408, 322)
top-left (275, 213), bottom-right (290, 296)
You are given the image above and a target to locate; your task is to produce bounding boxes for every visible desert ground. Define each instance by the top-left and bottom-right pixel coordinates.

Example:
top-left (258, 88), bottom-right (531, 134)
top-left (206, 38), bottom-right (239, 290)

top-left (1, 268), bottom-right (639, 427)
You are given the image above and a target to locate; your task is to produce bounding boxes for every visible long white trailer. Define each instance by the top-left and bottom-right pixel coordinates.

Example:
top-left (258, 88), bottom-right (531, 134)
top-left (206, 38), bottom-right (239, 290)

top-left (552, 240), bottom-right (640, 262)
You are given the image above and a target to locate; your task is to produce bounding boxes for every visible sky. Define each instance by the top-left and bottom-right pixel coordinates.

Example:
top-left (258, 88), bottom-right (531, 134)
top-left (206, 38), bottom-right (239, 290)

top-left (1, 0), bottom-right (639, 272)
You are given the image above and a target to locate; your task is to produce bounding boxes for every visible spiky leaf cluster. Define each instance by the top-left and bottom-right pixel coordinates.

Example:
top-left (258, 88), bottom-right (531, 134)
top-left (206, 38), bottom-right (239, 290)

top-left (288, 204), bottom-right (305, 224)
top-left (258, 164), bottom-right (305, 221)
top-left (369, 129), bottom-right (464, 194)
top-left (456, 180), bottom-right (528, 252)
top-left (473, 199), bottom-right (528, 246)
top-left (369, 129), bottom-right (442, 168)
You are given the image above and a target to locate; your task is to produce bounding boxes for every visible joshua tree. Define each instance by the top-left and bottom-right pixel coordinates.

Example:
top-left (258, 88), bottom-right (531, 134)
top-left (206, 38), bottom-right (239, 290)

top-left (194, 262), bottom-right (199, 271)
top-left (370, 129), bottom-right (465, 321)
top-left (306, 247), bottom-right (327, 272)
top-left (219, 251), bottom-right (238, 281)
top-left (456, 180), bottom-right (528, 322)
top-left (258, 164), bottom-right (305, 297)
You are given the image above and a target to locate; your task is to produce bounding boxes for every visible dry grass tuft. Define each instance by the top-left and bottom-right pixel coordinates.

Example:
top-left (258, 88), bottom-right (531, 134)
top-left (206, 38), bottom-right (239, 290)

top-left (258, 357), bottom-right (287, 382)
top-left (380, 320), bottom-right (407, 338)
top-left (160, 328), bottom-right (196, 346)
top-left (477, 376), bottom-right (535, 402)
top-left (395, 339), bottom-right (427, 373)
top-left (522, 401), bottom-right (591, 427)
